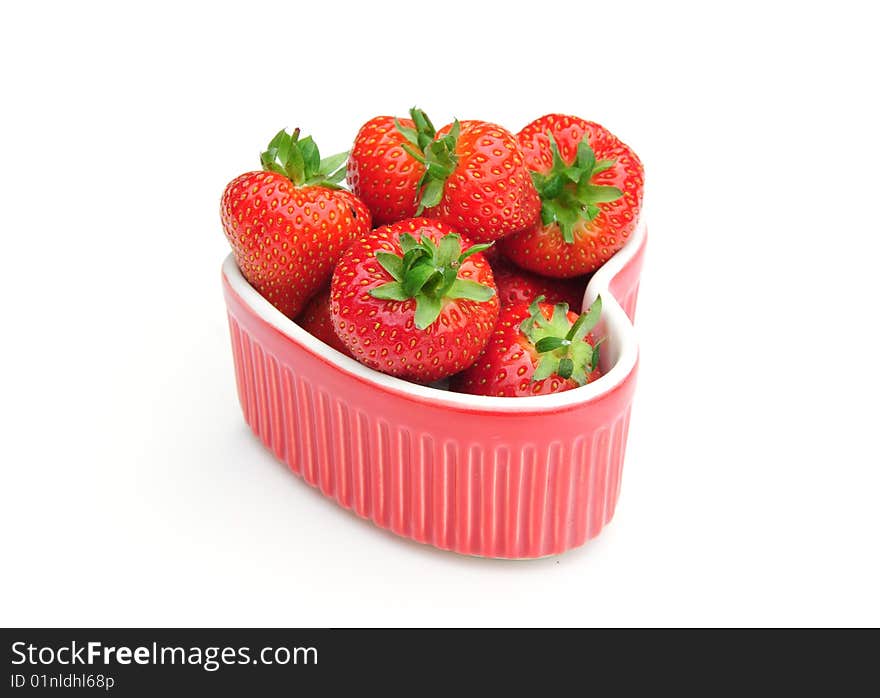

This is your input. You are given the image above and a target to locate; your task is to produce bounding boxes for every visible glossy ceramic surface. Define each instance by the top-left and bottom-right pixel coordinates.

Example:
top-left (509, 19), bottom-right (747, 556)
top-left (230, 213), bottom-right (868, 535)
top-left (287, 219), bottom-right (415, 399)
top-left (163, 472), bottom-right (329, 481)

top-left (221, 221), bottom-right (646, 558)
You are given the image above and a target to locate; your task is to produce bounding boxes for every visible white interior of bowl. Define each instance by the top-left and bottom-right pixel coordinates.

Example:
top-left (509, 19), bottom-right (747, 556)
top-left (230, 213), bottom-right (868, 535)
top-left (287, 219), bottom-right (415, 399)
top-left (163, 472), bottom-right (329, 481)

top-left (222, 221), bottom-right (643, 412)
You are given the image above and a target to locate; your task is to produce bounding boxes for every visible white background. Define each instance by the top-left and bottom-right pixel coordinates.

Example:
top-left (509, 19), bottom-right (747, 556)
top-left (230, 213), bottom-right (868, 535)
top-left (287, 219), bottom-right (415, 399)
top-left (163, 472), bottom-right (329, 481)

top-left (1, 1), bottom-right (878, 627)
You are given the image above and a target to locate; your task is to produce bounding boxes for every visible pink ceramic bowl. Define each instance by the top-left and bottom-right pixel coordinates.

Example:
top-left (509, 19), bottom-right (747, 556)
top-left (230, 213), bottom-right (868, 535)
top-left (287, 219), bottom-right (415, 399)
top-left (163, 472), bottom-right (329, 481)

top-left (221, 221), bottom-right (646, 559)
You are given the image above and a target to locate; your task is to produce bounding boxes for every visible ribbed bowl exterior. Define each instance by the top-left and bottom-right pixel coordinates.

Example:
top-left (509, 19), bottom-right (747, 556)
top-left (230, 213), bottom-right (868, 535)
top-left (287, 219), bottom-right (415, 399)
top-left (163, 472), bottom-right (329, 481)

top-left (221, 232), bottom-right (645, 559)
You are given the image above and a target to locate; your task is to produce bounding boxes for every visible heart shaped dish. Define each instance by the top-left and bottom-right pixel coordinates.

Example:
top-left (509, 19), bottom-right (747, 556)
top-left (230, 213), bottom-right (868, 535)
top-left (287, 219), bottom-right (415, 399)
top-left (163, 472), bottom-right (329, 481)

top-left (221, 221), bottom-right (646, 558)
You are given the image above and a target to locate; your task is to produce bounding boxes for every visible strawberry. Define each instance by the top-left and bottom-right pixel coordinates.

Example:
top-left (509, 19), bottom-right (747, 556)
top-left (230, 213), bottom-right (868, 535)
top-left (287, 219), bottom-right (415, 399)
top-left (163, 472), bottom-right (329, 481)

top-left (346, 115), bottom-right (423, 225)
top-left (349, 108), bottom-right (540, 243)
top-left (422, 117), bottom-right (540, 242)
top-left (491, 255), bottom-right (587, 310)
top-left (330, 217), bottom-right (499, 383)
top-left (499, 114), bottom-right (644, 278)
top-left (296, 287), bottom-right (352, 356)
top-left (450, 296), bottom-right (603, 397)
top-left (221, 128), bottom-right (371, 319)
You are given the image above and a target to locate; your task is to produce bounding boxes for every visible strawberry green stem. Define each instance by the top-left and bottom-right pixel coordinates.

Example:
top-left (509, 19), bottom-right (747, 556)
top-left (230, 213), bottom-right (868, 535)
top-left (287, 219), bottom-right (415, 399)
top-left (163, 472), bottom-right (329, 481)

top-left (520, 295), bottom-right (603, 385)
top-left (531, 134), bottom-right (624, 243)
top-left (260, 128), bottom-right (348, 188)
top-left (369, 232), bottom-right (494, 329)
top-left (395, 107), bottom-right (460, 213)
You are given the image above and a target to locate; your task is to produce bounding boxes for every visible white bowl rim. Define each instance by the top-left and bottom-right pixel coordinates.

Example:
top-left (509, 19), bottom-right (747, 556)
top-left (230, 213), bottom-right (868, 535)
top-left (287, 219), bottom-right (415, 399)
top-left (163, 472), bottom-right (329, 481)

top-left (222, 220), bottom-right (643, 412)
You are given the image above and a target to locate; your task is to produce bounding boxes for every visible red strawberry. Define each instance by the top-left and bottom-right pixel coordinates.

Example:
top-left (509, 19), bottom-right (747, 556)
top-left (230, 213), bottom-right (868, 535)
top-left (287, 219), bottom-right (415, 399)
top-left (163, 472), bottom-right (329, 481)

top-left (423, 118), bottom-right (540, 242)
top-left (221, 128), bottom-right (371, 318)
top-left (499, 114), bottom-right (644, 278)
top-left (349, 108), bottom-right (539, 243)
top-left (296, 287), bottom-right (352, 356)
top-left (450, 296), bottom-right (603, 397)
top-left (330, 217), bottom-right (499, 383)
top-left (491, 255), bottom-right (587, 310)
top-left (346, 115), bottom-right (423, 225)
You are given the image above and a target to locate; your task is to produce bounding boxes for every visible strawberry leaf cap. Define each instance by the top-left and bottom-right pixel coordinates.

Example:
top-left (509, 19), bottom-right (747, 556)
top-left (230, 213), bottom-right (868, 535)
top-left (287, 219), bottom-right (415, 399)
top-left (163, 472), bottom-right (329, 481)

top-left (369, 231), bottom-right (495, 329)
top-left (531, 133), bottom-right (623, 244)
top-left (260, 128), bottom-right (349, 188)
top-left (520, 295), bottom-right (603, 385)
top-left (394, 108), bottom-right (460, 214)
